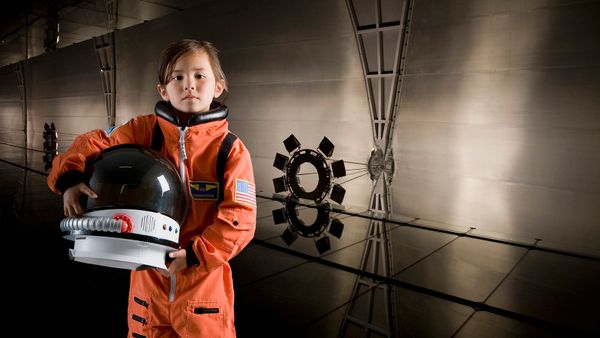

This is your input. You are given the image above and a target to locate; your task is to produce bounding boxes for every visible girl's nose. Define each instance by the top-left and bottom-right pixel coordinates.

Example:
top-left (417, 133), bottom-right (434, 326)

top-left (184, 78), bottom-right (195, 90)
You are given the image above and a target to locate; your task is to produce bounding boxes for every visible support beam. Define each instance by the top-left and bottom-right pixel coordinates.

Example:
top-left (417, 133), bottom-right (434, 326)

top-left (94, 33), bottom-right (116, 127)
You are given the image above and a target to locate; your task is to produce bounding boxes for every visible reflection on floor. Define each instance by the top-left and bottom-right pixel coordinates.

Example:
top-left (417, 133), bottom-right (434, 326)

top-left (1, 146), bottom-right (599, 337)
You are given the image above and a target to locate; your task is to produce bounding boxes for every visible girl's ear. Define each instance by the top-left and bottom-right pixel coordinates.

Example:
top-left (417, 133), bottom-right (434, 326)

top-left (157, 84), bottom-right (169, 101)
top-left (213, 80), bottom-right (225, 99)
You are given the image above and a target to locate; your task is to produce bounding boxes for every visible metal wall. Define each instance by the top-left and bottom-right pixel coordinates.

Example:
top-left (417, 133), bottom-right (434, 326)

top-left (25, 39), bottom-right (107, 172)
top-left (114, 0), bottom-right (374, 208)
top-left (0, 65), bottom-right (23, 146)
top-left (0, 0), bottom-right (598, 255)
top-left (391, 0), bottom-right (600, 255)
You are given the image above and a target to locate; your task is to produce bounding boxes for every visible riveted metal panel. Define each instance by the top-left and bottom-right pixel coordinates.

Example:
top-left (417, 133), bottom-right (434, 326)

top-left (391, 0), bottom-right (600, 255)
top-left (115, 0), bottom-right (373, 207)
top-left (0, 66), bottom-right (24, 146)
top-left (25, 39), bottom-right (106, 164)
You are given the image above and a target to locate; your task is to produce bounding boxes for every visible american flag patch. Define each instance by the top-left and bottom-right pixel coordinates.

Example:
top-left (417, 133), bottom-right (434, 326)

top-left (235, 179), bottom-right (256, 207)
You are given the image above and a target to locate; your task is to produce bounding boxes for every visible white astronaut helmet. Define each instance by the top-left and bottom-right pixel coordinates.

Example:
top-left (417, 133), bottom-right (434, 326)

top-left (60, 144), bottom-right (187, 270)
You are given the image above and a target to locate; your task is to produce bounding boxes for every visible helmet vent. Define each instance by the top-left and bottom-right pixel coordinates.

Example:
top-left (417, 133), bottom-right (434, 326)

top-left (140, 215), bottom-right (156, 233)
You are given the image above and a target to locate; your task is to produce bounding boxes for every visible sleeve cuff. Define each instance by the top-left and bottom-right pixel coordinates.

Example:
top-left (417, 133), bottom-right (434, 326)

top-left (55, 170), bottom-right (87, 194)
top-left (185, 240), bottom-right (200, 267)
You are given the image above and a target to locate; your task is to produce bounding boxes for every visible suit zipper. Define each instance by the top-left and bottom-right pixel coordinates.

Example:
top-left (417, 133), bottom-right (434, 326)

top-left (170, 126), bottom-right (187, 304)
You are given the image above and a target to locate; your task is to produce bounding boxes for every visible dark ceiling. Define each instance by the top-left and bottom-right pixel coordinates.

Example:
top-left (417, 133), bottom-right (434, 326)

top-left (0, 0), bottom-right (199, 68)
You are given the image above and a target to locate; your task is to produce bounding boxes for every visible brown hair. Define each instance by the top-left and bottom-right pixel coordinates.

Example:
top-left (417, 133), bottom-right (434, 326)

top-left (157, 39), bottom-right (228, 94)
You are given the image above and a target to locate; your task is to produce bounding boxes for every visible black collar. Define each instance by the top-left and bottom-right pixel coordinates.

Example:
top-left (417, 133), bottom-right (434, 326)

top-left (154, 100), bottom-right (228, 127)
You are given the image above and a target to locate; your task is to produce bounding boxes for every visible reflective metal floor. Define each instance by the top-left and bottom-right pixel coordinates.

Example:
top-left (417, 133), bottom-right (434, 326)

top-left (2, 145), bottom-right (599, 337)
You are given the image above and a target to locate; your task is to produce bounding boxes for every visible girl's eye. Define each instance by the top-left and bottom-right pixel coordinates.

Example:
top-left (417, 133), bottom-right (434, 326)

top-left (194, 74), bottom-right (205, 80)
top-left (172, 75), bottom-right (184, 81)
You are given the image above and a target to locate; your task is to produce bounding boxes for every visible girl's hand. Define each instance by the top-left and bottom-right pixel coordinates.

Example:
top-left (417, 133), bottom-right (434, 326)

top-left (160, 249), bottom-right (188, 277)
top-left (63, 182), bottom-right (97, 217)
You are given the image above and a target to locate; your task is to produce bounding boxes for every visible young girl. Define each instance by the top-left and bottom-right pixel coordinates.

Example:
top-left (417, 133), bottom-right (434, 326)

top-left (47, 39), bottom-right (256, 337)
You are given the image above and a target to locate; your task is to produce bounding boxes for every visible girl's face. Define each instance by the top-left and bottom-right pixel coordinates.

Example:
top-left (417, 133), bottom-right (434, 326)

top-left (157, 51), bottom-right (224, 113)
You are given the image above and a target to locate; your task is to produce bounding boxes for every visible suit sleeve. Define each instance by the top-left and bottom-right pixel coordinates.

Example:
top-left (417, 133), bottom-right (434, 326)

top-left (191, 139), bottom-right (257, 273)
top-left (47, 116), bottom-right (154, 194)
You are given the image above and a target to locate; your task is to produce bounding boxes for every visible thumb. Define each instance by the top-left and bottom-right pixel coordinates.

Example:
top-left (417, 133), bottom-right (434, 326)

top-left (169, 249), bottom-right (186, 259)
top-left (80, 185), bottom-right (98, 199)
